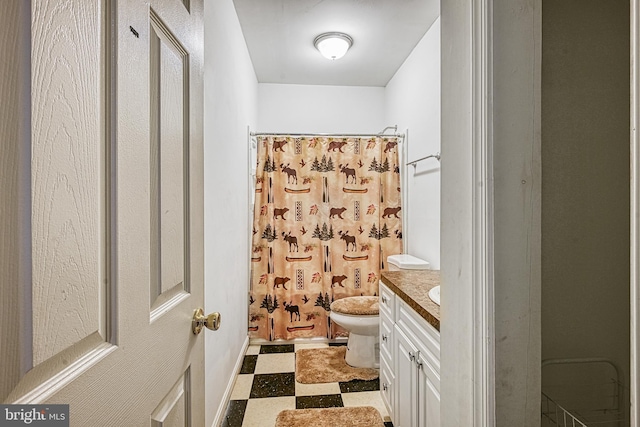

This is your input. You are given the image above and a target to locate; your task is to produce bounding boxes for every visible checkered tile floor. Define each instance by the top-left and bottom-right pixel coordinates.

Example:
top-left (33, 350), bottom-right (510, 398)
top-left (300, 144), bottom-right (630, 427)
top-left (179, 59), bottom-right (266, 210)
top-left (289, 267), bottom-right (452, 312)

top-left (221, 342), bottom-right (394, 427)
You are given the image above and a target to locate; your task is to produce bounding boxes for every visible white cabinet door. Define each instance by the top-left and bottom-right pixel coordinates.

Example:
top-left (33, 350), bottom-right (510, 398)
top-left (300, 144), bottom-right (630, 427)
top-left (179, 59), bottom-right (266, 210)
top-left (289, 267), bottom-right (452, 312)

top-left (417, 353), bottom-right (441, 426)
top-left (382, 280), bottom-right (440, 427)
top-left (394, 326), bottom-right (419, 427)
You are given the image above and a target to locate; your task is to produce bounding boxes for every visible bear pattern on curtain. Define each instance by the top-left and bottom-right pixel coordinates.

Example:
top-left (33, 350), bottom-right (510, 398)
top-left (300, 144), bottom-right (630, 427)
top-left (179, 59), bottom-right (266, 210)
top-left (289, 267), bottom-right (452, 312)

top-left (249, 135), bottom-right (402, 341)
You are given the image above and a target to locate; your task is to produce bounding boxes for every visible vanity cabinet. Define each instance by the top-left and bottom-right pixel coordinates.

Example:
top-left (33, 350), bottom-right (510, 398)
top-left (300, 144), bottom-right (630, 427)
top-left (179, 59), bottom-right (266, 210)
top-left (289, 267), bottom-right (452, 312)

top-left (379, 283), bottom-right (396, 422)
top-left (379, 281), bottom-right (440, 427)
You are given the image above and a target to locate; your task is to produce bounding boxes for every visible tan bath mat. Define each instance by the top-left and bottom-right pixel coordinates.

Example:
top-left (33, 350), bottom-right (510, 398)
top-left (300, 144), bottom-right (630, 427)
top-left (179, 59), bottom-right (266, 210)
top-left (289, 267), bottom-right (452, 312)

top-left (295, 346), bottom-right (379, 384)
top-left (275, 406), bottom-right (385, 427)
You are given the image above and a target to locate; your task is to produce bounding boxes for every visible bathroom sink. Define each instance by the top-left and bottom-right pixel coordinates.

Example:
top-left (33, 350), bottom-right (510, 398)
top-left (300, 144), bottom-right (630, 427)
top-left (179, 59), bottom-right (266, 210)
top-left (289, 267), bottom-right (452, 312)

top-left (428, 285), bottom-right (440, 306)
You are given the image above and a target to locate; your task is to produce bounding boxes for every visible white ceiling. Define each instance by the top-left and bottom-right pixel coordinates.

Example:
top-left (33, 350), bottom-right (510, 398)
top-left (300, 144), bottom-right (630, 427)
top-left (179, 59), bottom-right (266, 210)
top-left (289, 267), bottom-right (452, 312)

top-left (232, 0), bottom-right (440, 87)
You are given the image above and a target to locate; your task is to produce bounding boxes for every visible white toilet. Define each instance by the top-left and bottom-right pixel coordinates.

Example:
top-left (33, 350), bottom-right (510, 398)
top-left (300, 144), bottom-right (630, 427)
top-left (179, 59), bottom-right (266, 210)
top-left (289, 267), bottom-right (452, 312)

top-left (330, 254), bottom-right (430, 369)
top-left (330, 296), bottom-right (380, 368)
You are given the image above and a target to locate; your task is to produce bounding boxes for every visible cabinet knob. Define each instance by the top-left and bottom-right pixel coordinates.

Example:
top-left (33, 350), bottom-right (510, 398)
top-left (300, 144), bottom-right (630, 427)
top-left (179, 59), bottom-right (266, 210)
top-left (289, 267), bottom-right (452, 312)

top-left (382, 334), bottom-right (388, 342)
top-left (417, 359), bottom-right (424, 370)
top-left (409, 351), bottom-right (415, 361)
top-left (381, 295), bottom-right (388, 304)
top-left (383, 383), bottom-right (388, 391)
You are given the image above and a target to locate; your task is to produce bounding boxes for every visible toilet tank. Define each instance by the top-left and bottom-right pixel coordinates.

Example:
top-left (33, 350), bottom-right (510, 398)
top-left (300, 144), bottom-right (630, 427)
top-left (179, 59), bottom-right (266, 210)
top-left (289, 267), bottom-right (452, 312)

top-left (387, 254), bottom-right (430, 271)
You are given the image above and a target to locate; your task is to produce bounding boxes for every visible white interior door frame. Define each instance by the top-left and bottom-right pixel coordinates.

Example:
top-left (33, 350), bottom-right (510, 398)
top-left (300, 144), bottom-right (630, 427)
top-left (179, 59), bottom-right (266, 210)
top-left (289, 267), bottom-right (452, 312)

top-left (468, 0), bottom-right (541, 424)
top-left (472, 0), bottom-right (495, 425)
top-left (631, 0), bottom-right (640, 424)
top-left (441, 0), bottom-right (496, 424)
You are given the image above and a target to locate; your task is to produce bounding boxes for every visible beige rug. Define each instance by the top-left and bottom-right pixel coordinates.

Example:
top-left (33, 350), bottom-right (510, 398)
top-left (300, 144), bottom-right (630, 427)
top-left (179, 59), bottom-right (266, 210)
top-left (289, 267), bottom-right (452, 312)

top-left (295, 347), bottom-right (379, 384)
top-left (275, 406), bottom-right (385, 427)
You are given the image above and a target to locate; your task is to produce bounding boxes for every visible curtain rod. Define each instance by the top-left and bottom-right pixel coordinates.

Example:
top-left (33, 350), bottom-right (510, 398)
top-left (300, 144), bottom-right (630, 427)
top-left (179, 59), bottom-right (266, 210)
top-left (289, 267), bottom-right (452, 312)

top-left (250, 124), bottom-right (403, 139)
top-left (250, 132), bottom-right (405, 139)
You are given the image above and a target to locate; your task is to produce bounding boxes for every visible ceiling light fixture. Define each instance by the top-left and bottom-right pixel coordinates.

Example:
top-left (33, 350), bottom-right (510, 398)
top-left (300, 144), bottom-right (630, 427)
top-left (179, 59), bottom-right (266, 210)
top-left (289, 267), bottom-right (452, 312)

top-left (314, 32), bottom-right (353, 60)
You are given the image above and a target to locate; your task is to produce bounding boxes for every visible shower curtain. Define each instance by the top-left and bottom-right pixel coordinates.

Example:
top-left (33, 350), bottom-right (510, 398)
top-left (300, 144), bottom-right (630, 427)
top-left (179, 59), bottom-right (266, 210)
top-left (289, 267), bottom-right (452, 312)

top-left (248, 135), bottom-right (402, 341)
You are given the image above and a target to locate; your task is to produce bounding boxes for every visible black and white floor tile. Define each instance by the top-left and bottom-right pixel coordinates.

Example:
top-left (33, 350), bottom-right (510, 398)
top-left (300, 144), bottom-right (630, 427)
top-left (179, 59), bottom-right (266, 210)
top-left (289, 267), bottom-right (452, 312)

top-left (221, 342), bottom-right (394, 427)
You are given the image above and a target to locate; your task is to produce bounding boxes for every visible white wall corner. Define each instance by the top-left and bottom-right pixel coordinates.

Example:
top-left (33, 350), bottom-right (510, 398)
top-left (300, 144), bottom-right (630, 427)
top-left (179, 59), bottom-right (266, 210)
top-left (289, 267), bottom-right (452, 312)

top-left (211, 336), bottom-right (249, 427)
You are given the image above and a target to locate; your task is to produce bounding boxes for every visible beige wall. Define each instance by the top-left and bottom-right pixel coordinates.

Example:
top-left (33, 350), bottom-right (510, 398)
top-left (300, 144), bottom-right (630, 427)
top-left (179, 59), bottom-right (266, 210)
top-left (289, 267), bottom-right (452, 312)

top-left (542, 0), bottom-right (630, 421)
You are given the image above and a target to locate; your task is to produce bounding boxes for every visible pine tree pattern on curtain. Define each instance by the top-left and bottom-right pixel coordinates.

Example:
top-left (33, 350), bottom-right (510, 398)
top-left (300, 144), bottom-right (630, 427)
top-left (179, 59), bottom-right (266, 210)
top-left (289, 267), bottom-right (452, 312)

top-left (248, 135), bottom-right (403, 341)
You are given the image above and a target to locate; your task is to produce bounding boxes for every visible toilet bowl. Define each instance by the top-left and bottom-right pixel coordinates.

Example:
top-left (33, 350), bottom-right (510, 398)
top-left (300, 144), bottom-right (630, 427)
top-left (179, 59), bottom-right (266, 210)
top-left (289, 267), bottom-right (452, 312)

top-left (330, 255), bottom-right (430, 369)
top-left (330, 296), bottom-right (380, 369)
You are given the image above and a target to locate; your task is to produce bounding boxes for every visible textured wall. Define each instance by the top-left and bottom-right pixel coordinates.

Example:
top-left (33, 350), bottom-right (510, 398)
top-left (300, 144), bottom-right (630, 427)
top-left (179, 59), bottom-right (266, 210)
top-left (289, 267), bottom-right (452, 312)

top-left (541, 0), bottom-right (630, 421)
top-left (493, 0), bottom-right (542, 424)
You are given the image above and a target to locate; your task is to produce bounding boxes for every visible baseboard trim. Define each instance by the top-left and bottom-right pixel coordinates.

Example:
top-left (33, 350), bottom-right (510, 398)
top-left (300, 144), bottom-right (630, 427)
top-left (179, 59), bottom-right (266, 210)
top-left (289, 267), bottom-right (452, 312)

top-left (211, 335), bottom-right (250, 427)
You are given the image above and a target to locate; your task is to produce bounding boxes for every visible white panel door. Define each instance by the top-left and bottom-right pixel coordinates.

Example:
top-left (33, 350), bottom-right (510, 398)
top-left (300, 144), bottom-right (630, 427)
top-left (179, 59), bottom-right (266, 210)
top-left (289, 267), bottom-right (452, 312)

top-left (2, 0), bottom-right (206, 425)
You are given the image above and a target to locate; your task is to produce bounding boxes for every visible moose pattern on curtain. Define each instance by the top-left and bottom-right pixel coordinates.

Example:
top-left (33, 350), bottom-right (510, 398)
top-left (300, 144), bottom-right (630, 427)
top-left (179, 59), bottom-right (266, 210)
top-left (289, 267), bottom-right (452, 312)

top-left (249, 135), bottom-right (402, 341)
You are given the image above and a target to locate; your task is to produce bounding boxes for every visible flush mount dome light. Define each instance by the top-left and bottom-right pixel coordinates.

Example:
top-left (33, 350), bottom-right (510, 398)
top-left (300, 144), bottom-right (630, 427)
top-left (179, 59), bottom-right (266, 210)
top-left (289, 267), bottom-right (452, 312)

top-left (314, 32), bottom-right (353, 60)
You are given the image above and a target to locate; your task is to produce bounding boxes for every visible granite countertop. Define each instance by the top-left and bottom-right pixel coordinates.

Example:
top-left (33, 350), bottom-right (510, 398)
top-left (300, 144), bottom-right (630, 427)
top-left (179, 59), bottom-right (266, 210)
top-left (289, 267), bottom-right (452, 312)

top-left (380, 270), bottom-right (441, 331)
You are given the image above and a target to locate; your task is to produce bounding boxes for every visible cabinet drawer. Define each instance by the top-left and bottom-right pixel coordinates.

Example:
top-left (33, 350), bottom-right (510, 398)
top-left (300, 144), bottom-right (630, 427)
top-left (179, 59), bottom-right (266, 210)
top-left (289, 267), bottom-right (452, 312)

top-left (380, 355), bottom-right (395, 423)
top-left (379, 281), bottom-right (396, 320)
top-left (380, 310), bottom-right (394, 363)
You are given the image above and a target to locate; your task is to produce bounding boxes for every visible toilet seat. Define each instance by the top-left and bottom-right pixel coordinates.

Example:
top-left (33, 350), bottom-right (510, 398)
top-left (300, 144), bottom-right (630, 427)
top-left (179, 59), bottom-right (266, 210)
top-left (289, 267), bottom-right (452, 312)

top-left (330, 296), bottom-right (379, 316)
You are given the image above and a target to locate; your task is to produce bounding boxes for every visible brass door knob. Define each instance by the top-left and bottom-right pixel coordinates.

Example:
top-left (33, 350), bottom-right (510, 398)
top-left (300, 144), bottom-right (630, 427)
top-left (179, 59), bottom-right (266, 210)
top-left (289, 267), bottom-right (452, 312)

top-left (192, 308), bottom-right (221, 334)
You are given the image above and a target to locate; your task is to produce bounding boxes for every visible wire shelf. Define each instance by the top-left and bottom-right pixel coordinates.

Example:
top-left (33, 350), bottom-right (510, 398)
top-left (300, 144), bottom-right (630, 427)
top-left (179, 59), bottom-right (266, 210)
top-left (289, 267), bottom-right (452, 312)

top-left (541, 358), bottom-right (626, 427)
top-left (542, 392), bottom-right (588, 427)
top-left (542, 390), bottom-right (624, 427)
